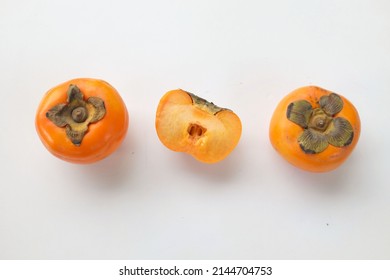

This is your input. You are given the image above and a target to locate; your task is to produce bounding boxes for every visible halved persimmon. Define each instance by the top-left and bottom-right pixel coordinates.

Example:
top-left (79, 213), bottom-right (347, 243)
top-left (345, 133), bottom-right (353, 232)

top-left (35, 78), bottom-right (129, 164)
top-left (155, 89), bottom-right (242, 163)
top-left (269, 86), bottom-right (360, 172)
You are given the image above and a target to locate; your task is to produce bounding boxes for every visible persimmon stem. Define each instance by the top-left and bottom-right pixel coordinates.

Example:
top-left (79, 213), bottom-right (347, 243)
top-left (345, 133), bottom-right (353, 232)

top-left (308, 108), bottom-right (332, 132)
top-left (71, 106), bottom-right (88, 123)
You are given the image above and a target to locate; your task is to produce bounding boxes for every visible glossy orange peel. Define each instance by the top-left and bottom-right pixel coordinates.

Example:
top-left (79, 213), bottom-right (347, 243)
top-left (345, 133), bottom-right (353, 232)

top-left (269, 86), bottom-right (360, 172)
top-left (35, 78), bottom-right (128, 164)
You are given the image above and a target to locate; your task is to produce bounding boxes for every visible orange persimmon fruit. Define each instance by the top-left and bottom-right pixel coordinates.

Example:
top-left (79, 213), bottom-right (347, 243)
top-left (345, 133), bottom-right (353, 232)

top-left (269, 86), bottom-right (360, 172)
top-left (35, 78), bottom-right (129, 164)
top-left (155, 89), bottom-right (242, 163)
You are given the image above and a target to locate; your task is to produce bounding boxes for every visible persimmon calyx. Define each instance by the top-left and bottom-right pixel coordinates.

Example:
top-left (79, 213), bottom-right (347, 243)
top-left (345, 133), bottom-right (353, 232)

top-left (46, 84), bottom-right (106, 146)
top-left (186, 91), bottom-right (228, 115)
top-left (286, 93), bottom-right (354, 154)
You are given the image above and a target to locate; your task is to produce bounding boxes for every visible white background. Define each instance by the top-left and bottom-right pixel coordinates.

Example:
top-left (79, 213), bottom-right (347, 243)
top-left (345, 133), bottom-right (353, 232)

top-left (1, 0), bottom-right (389, 259)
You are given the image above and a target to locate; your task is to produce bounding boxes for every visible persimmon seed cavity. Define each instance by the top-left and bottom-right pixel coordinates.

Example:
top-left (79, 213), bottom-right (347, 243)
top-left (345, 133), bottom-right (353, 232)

top-left (188, 123), bottom-right (206, 138)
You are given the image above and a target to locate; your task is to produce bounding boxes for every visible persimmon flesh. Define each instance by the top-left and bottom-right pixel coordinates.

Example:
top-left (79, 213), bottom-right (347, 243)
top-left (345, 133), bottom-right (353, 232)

top-left (155, 89), bottom-right (242, 163)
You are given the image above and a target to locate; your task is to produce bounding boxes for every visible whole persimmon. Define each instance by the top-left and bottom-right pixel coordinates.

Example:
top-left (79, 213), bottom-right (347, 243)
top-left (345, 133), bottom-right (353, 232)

top-left (269, 86), bottom-right (360, 172)
top-left (35, 78), bottom-right (129, 164)
top-left (155, 89), bottom-right (242, 163)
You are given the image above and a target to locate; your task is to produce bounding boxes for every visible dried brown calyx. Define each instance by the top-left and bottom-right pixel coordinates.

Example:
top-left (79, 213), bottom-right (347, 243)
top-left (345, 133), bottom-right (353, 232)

top-left (287, 93), bottom-right (354, 154)
top-left (185, 91), bottom-right (229, 115)
top-left (46, 84), bottom-right (106, 146)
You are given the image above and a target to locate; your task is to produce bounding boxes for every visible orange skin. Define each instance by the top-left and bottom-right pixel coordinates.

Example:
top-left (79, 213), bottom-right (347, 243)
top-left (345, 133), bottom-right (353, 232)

top-left (35, 78), bottom-right (129, 164)
top-left (269, 86), bottom-right (360, 172)
top-left (155, 89), bottom-right (242, 163)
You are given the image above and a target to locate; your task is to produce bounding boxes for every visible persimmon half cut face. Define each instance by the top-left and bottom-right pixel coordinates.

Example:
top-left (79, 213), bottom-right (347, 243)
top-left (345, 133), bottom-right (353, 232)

top-left (269, 86), bottom-right (361, 172)
top-left (155, 89), bottom-right (242, 163)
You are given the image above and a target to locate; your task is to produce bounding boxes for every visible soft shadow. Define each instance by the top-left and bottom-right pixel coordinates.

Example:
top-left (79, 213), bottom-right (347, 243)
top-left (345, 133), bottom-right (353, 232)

top-left (175, 144), bottom-right (244, 185)
top-left (68, 130), bottom-right (137, 190)
top-left (279, 152), bottom-right (361, 196)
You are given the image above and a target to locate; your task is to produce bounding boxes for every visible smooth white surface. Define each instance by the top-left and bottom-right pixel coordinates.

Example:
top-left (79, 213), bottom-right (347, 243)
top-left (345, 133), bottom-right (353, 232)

top-left (1, 0), bottom-right (390, 259)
